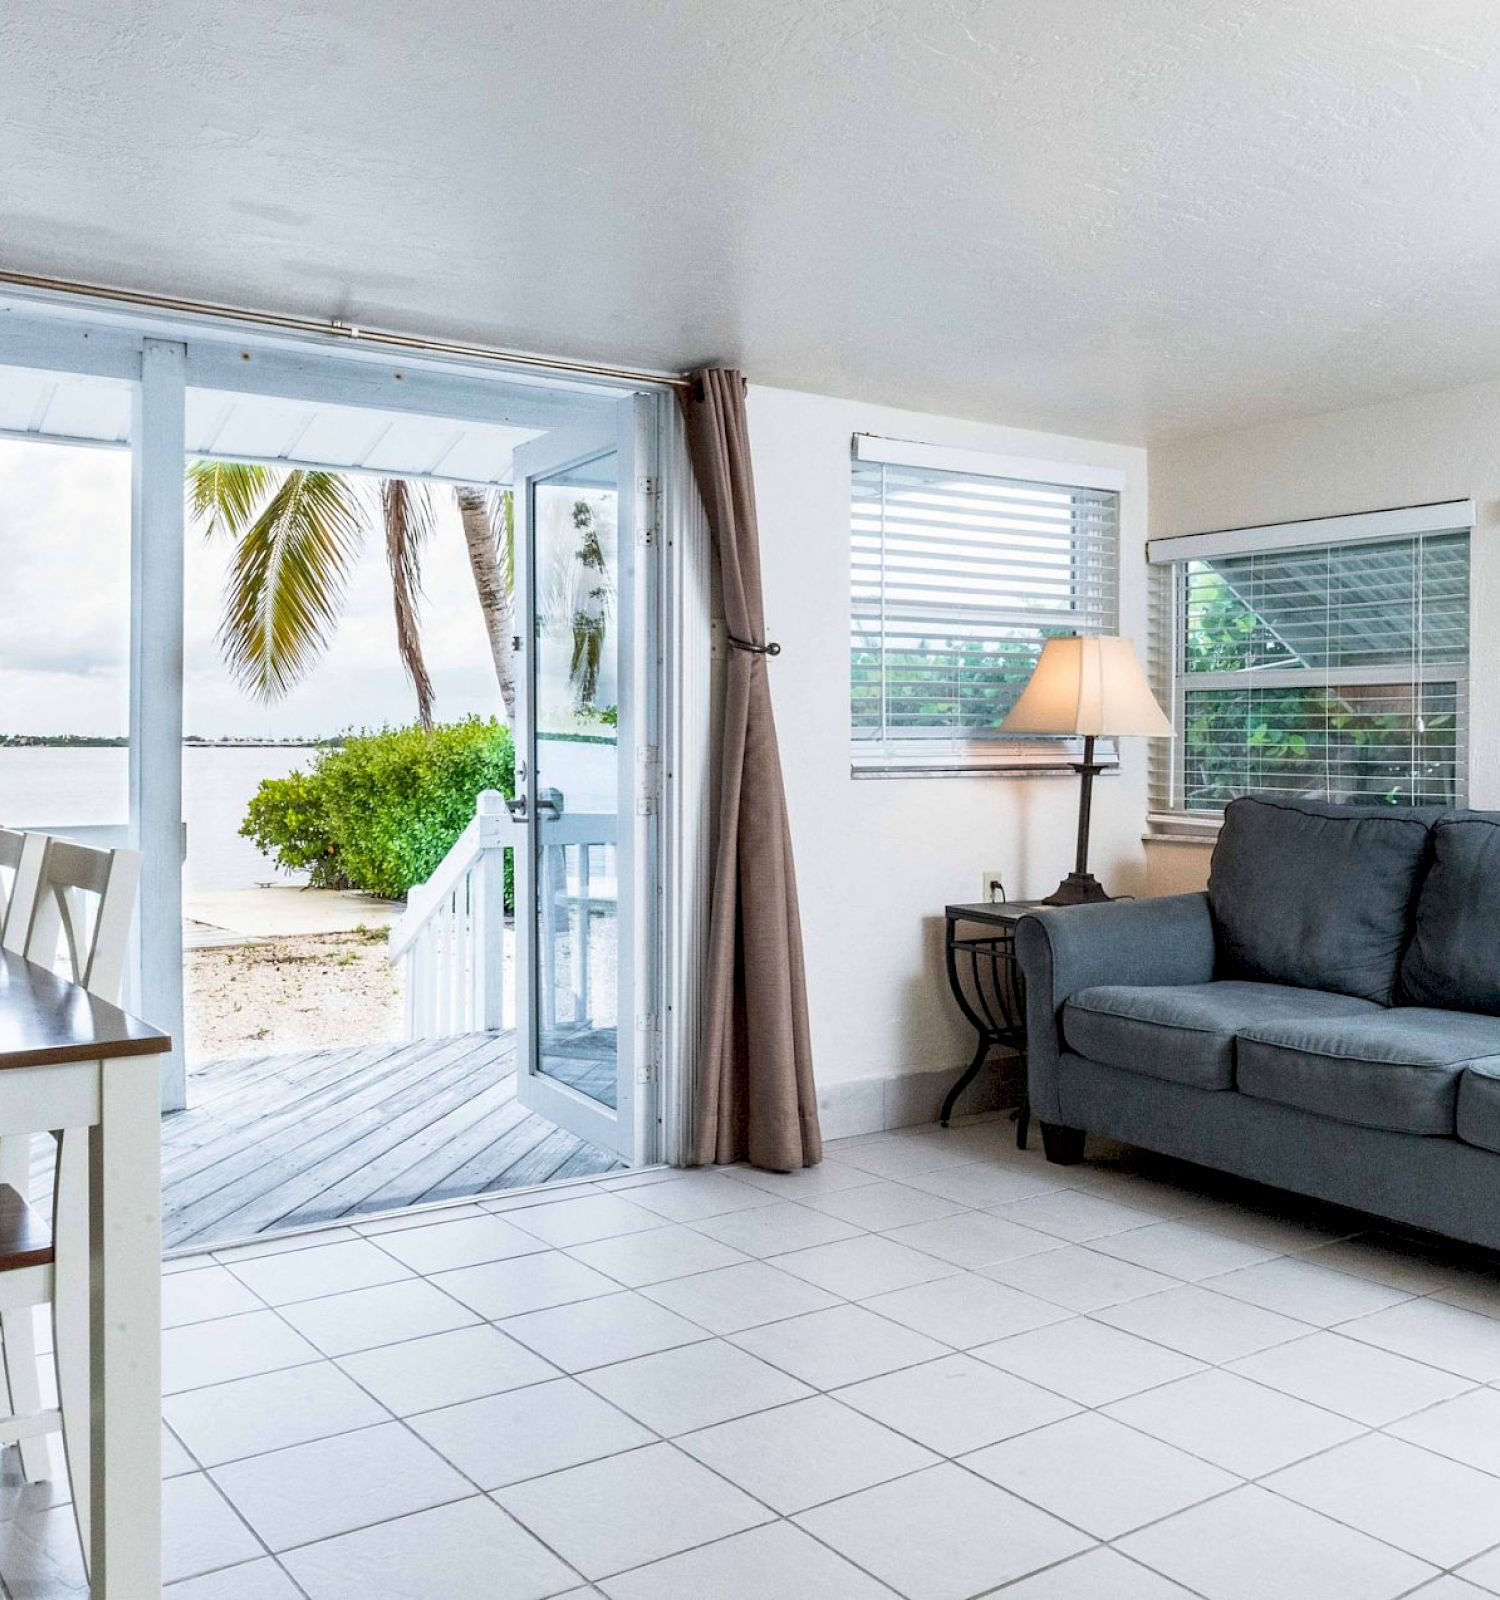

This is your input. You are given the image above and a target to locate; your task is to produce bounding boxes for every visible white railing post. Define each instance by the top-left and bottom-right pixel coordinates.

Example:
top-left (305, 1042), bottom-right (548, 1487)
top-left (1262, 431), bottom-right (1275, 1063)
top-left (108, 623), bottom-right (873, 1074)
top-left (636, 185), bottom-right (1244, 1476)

top-left (389, 791), bottom-right (614, 1044)
top-left (390, 790), bottom-right (512, 1040)
top-left (472, 791), bottom-right (508, 1032)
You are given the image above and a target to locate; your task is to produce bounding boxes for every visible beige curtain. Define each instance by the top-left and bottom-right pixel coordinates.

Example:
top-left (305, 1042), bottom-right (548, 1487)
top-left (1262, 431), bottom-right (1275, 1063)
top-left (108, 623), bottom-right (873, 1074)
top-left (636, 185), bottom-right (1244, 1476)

top-left (683, 369), bottom-right (821, 1172)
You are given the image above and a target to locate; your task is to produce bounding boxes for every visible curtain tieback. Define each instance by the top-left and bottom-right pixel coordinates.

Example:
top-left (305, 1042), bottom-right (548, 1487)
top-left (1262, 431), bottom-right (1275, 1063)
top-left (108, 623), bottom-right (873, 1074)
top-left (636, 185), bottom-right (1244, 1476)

top-left (727, 634), bottom-right (782, 657)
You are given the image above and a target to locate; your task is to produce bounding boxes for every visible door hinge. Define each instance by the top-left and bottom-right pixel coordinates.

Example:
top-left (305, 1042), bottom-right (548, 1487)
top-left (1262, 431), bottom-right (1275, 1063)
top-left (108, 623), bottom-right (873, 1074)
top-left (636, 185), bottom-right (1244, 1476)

top-left (636, 1014), bottom-right (660, 1084)
top-left (636, 744), bottom-right (661, 816)
top-left (636, 476), bottom-right (658, 546)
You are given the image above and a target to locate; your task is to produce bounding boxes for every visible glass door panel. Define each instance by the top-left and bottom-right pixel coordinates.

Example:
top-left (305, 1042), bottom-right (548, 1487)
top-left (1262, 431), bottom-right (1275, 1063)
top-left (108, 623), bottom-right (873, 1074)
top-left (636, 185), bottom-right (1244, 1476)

top-left (534, 455), bottom-right (621, 1106)
top-left (513, 396), bottom-right (652, 1162)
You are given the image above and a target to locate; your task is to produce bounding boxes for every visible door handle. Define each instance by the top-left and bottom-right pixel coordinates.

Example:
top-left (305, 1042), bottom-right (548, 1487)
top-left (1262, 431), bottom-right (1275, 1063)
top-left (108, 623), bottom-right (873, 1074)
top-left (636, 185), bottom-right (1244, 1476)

top-left (505, 790), bottom-right (563, 821)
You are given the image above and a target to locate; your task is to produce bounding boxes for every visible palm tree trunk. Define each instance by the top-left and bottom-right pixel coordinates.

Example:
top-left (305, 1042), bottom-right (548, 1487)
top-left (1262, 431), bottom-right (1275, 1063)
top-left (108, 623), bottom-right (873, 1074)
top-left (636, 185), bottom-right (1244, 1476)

top-left (382, 479), bottom-right (436, 731)
top-left (455, 487), bottom-right (518, 725)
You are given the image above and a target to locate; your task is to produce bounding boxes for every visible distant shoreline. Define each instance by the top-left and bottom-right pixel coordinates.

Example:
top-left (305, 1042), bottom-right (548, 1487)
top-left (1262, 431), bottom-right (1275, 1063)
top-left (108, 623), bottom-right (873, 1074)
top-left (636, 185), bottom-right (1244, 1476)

top-left (0, 737), bottom-right (337, 750)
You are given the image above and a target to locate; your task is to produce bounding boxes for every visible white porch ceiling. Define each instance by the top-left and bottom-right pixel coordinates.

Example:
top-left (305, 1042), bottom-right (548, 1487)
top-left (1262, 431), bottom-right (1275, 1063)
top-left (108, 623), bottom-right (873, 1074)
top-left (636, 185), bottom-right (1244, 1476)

top-left (3, 1), bottom-right (1500, 443)
top-left (0, 366), bottom-right (541, 484)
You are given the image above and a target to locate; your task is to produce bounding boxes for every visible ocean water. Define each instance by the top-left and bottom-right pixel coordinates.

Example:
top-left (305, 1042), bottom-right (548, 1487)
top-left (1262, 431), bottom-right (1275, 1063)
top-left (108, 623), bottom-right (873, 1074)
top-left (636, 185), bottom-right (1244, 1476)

top-left (0, 745), bottom-right (314, 892)
top-left (0, 738), bottom-right (620, 894)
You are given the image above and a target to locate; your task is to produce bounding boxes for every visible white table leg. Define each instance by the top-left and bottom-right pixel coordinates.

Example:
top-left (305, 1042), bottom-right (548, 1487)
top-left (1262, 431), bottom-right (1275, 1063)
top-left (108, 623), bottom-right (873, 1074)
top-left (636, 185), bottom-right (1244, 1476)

top-left (89, 1060), bottom-right (161, 1595)
top-left (0, 1134), bottom-right (52, 1482)
top-left (55, 1126), bottom-right (91, 1567)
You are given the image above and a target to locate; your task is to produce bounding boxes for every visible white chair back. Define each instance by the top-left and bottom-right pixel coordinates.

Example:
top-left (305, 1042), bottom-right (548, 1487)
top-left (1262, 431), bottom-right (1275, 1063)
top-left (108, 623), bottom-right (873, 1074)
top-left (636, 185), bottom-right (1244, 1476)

top-left (14, 837), bottom-right (140, 1004)
top-left (0, 833), bottom-right (48, 959)
top-left (0, 828), bottom-right (24, 940)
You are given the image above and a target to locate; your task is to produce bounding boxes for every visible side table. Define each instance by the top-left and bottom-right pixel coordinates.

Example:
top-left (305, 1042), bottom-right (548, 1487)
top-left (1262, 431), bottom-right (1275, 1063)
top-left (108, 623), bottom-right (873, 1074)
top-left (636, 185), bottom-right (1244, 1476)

top-left (942, 901), bottom-right (1043, 1143)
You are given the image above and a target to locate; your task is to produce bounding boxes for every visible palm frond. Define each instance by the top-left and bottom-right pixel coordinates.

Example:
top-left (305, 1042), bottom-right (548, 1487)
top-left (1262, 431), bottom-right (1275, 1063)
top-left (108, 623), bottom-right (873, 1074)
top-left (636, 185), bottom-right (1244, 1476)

top-left (382, 478), bottom-right (436, 730)
top-left (219, 469), bottom-right (367, 702)
top-left (187, 459), bottom-right (276, 540)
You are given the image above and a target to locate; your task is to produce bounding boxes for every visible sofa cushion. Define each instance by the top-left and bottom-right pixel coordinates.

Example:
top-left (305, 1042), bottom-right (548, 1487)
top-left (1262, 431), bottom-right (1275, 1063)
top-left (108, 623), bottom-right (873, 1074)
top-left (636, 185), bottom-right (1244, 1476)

top-left (1062, 981), bottom-right (1381, 1091)
top-left (1457, 1062), bottom-right (1500, 1154)
top-left (1402, 815), bottom-right (1500, 1014)
top-left (1209, 796), bottom-right (1439, 1005)
top-left (1236, 1008), bottom-right (1500, 1135)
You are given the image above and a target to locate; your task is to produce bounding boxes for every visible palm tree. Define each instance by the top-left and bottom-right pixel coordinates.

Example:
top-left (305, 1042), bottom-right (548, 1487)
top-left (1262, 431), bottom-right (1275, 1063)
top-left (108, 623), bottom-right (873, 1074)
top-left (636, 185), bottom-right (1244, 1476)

top-left (188, 461), bottom-right (614, 729)
top-left (188, 462), bottom-right (516, 731)
top-left (547, 498), bottom-right (611, 707)
top-left (454, 486), bottom-right (518, 722)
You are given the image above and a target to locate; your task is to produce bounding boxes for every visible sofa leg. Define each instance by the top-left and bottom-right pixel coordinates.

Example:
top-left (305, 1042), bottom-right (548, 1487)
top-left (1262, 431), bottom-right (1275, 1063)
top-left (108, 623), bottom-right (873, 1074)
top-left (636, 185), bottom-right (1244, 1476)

top-left (1040, 1122), bottom-right (1085, 1165)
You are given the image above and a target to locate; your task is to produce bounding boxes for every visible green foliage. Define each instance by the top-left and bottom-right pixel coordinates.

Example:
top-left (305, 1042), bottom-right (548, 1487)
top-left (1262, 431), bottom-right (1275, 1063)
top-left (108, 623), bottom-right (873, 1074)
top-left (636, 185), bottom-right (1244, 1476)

top-left (241, 766), bottom-right (343, 885)
top-left (242, 718), bottom-right (515, 901)
top-left (187, 461), bottom-right (368, 703)
top-left (1180, 567), bottom-right (1458, 810)
top-left (851, 632), bottom-right (1061, 735)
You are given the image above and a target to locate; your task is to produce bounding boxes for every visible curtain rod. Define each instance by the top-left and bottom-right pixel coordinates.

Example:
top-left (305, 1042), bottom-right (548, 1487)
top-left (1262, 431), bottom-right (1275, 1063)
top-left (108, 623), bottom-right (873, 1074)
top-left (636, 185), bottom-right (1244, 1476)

top-left (0, 268), bottom-right (695, 393)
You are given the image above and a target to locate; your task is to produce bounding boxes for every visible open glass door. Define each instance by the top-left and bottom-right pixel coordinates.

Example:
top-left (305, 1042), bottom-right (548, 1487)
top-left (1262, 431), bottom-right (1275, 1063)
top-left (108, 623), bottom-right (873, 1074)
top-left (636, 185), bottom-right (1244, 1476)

top-left (511, 396), bottom-right (655, 1163)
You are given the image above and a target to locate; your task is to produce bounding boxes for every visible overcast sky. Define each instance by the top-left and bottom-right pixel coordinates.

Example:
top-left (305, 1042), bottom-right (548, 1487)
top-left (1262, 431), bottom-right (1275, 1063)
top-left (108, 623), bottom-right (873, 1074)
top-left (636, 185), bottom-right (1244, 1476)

top-left (0, 438), bottom-right (505, 739)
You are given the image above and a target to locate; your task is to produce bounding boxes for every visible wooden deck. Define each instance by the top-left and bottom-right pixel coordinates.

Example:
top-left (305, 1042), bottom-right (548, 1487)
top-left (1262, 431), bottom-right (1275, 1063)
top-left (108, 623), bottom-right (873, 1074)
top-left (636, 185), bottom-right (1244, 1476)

top-left (148, 1032), bottom-right (625, 1250)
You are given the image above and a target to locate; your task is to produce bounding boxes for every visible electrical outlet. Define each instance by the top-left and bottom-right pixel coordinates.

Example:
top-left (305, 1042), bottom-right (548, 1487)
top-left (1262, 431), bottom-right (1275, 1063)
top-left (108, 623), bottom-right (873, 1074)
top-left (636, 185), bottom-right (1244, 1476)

top-left (983, 871), bottom-right (1008, 904)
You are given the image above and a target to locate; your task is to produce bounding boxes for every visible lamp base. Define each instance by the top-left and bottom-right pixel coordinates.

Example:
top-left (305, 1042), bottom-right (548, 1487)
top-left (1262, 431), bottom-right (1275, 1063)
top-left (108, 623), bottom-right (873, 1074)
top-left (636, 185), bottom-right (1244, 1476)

top-left (1041, 872), bottom-right (1112, 907)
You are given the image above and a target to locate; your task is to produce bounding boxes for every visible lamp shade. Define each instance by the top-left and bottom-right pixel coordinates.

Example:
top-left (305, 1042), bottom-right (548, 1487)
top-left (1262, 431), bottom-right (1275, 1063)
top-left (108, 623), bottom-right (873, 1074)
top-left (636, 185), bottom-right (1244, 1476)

top-left (999, 636), bottom-right (1173, 738)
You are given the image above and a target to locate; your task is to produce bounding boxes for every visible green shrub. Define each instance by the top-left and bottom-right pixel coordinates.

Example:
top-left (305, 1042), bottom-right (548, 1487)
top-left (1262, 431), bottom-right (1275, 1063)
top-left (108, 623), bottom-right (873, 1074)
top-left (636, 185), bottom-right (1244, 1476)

top-left (240, 765), bottom-right (346, 887)
top-left (242, 717), bottom-right (515, 901)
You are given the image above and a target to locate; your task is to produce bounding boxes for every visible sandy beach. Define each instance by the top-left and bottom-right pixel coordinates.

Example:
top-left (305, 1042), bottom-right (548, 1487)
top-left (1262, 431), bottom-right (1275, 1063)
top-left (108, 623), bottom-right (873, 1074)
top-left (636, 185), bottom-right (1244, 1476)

top-left (184, 928), bottom-right (405, 1061)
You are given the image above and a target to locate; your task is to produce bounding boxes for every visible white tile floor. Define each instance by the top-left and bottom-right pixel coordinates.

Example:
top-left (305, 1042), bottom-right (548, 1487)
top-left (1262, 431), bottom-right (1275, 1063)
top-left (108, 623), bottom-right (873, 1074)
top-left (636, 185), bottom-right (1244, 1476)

top-left (11, 1116), bottom-right (1500, 1596)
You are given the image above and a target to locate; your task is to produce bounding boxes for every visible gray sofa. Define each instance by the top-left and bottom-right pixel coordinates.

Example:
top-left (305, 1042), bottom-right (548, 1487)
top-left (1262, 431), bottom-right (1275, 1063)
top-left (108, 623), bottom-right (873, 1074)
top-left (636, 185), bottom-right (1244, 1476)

top-left (1017, 795), bottom-right (1500, 1251)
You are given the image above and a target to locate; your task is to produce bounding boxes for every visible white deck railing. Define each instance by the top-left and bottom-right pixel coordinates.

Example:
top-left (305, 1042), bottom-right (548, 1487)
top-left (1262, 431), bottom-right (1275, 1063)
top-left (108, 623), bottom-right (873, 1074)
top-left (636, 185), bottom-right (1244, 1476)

top-left (389, 788), bottom-right (618, 1040)
top-left (389, 790), bottom-right (512, 1039)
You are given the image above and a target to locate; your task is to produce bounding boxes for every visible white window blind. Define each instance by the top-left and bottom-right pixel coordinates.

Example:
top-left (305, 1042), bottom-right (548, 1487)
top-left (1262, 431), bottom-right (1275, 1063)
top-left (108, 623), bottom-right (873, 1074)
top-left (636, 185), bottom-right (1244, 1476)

top-left (851, 437), bottom-right (1120, 772)
top-left (1148, 507), bottom-right (1470, 824)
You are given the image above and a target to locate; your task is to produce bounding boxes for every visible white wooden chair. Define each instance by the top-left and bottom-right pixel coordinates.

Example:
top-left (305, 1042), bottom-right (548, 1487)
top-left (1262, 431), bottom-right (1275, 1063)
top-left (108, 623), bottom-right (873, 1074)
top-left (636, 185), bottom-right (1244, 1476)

top-left (0, 834), bottom-right (140, 1569)
top-left (0, 830), bottom-right (22, 940)
top-left (0, 827), bottom-right (54, 1480)
top-left (0, 829), bottom-right (45, 950)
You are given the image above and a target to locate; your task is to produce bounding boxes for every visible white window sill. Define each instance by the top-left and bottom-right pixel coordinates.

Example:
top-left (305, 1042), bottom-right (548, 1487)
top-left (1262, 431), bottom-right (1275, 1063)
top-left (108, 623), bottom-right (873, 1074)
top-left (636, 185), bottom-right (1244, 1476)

top-left (852, 747), bottom-right (1119, 781)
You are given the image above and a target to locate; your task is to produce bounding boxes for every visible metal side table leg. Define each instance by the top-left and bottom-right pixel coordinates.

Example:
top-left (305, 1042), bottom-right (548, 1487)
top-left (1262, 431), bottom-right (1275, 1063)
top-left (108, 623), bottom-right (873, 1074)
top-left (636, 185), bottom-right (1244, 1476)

top-left (1013, 1090), bottom-right (1030, 1150)
top-left (940, 1038), bottom-right (990, 1128)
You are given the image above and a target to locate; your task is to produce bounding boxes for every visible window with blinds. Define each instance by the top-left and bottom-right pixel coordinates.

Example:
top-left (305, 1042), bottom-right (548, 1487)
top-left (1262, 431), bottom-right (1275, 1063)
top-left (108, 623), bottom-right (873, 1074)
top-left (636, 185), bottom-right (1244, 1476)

top-left (1147, 506), bottom-right (1471, 824)
top-left (851, 436), bottom-right (1120, 772)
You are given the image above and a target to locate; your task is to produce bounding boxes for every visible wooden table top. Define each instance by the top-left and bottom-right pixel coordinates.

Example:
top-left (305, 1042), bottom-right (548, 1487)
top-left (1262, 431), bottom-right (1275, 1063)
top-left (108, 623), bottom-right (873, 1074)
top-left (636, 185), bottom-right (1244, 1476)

top-left (0, 951), bottom-right (169, 1070)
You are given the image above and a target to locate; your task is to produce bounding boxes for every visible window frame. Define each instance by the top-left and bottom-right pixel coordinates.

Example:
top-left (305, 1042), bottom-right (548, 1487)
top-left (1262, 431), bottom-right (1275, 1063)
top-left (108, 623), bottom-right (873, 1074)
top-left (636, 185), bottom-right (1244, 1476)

top-left (849, 434), bottom-right (1125, 778)
top-left (1146, 501), bottom-right (1474, 830)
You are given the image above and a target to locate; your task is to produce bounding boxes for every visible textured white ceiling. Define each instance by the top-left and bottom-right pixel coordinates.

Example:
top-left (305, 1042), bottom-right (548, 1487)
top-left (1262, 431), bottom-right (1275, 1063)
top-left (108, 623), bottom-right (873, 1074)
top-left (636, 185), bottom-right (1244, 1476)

top-left (3, 0), bottom-right (1499, 443)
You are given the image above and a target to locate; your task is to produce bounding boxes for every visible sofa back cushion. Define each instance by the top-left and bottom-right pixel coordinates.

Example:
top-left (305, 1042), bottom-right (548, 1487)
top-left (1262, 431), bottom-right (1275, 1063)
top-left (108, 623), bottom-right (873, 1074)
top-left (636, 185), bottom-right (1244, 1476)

top-left (1401, 814), bottom-right (1500, 1013)
top-left (1208, 796), bottom-right (1436, 1005)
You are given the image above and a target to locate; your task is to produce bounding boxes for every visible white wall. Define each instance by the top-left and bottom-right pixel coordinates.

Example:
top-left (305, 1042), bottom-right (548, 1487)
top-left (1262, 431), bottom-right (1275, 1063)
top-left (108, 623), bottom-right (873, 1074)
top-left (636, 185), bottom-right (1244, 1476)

top-left (745, 385), bottom-right (1149, 1132)
top-left (1150, 375), bottom-right (1500, 811)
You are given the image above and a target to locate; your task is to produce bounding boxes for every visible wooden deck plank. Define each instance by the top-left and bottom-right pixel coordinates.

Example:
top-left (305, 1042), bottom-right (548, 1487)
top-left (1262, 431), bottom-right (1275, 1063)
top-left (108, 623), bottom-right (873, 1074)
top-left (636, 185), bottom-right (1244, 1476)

top-left (166, 1047), bottom-right (512, 1245)
top-left (161, 1071), bottom-right (494, 1237)
top-left (159, 1033), bottom-right (624, 1249)
top-left (341, 1094), bottom-right (538, 1220)
top-left (162, 1035), bottom-right (493, 1194)
top-left (161, 1041), bottom-right (418, 1171)
top-left (273, 1076), bottom-right (531, 1229)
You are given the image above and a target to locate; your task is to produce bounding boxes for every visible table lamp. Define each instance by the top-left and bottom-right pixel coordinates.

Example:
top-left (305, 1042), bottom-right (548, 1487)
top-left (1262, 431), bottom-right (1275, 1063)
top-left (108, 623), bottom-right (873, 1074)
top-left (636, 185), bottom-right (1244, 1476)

top-left (999, 635), bottom-right (1173, 905)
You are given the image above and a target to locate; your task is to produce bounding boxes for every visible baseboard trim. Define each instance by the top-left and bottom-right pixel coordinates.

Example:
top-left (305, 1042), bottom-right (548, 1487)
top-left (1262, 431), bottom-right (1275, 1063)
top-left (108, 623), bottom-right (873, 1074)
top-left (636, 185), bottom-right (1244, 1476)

top-left (816, 1050), bottom-right (1022, 1142)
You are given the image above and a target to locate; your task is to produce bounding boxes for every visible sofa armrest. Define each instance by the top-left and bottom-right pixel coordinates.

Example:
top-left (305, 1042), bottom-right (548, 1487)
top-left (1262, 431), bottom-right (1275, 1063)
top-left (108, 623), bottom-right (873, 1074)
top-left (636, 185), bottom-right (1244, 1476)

top-left (1016, 893), bottom-right (1216, 1123)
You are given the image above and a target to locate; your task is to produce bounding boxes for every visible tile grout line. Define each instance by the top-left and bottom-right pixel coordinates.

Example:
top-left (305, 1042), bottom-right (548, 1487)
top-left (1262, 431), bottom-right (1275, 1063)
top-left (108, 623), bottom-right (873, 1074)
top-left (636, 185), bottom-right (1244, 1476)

top-left (108, 1138), bottom-right (1500, 1598)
